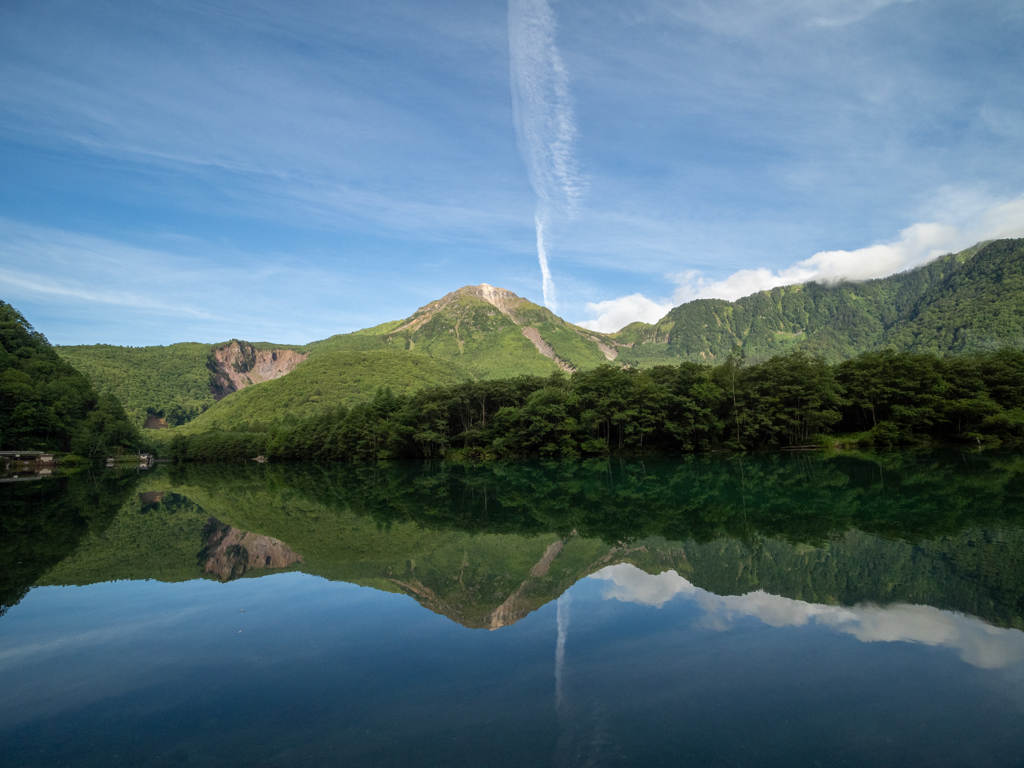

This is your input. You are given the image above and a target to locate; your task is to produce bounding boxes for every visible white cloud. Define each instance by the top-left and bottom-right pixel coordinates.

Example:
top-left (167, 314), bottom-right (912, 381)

top-left (670, 220), bottom-right (963, 303)
top-left (671, 195), bottom-right (1024, 303)
top-left (592, 564), bottom-right (1024, 670)
top-left (575, 193), bottom-right (1024, 332)
top-left (591, 566), bottom-right (696, 607)
top-left (575, 293), bottom-right (674, 333)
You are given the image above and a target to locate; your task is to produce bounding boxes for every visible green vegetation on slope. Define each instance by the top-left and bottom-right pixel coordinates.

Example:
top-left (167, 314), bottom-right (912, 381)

top-left (304, 286), bottom-right (623, 377)
top-left (0, 302), bottom-right (138, 454)
top-left (177, 349), bottom-right (469, 434)
top-left (615, 239), bottom-right (1023, 364)
top-left (53, 286), bottom-right (621, 428)
top-left (57, 342), bottom-right (218, 426)
top-left (306, 292), bottom-right (561, 378)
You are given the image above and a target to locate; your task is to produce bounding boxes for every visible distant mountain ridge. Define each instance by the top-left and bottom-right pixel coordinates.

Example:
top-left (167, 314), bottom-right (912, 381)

top-left (53, 238), bottom-right (1024, 427)
top-left (613, 238), bottom-right (1024, 364)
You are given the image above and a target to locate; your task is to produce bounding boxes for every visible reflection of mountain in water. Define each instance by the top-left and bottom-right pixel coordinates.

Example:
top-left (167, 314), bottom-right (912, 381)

top-left (8, 451), bottom-right (1024, 632)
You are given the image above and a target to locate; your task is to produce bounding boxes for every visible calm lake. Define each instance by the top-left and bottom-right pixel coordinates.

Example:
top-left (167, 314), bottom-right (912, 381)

top-left (2, 451), bottom-right (1024, 767)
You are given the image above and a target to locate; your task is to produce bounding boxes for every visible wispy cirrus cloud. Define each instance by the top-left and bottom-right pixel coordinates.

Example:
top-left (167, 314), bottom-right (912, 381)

top-left (508, 0), bottom-right (585, 312)
top-left (0, 219), bottom-right (382, 345)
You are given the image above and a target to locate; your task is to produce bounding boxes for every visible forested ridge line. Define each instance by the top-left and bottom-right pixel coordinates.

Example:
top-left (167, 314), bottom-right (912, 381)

top-left (0, 302), bottom-right (138, 455)
top-left (615, 238), bottom-right (1024, 363)
top-left (169, 347), bottom-right (1024, 463)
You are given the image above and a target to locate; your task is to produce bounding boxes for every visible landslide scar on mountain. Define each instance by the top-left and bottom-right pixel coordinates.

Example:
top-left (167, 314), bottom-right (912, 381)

top-left (199, 518), bottom-right (304, 581)
top-left (572, 328), bottom-right (619, 361)
top-left (521, 327), bottom-right (574, 372)
top-left (208, 341), bottom-right (306, 400)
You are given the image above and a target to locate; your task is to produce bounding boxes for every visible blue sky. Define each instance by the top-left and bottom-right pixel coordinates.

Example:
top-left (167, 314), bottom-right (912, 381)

top-left (1, 0), bottom-right (1023, 345)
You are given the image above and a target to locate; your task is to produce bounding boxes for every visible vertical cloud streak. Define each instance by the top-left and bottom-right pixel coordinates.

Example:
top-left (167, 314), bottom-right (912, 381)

top-left (535, 213), bottom-right (556, 311)
top-left (509, 0), bottom-right (583, 311)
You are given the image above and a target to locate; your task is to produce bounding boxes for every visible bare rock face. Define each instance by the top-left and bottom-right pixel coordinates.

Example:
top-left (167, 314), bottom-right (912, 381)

top-left (209, 341), bottom-right (307, 400)
top-left (200, 518), bottom-right (304, 581)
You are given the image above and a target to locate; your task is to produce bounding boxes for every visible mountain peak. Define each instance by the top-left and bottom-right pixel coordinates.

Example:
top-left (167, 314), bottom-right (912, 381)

top-left (403, 284), bottom-right (527, 325)
top-left (452, 284), bottom-right (523, 314)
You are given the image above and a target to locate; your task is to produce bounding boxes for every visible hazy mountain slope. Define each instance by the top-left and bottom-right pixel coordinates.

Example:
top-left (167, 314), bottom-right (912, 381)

top-left (177, 349), bottom-right (469, 432)
top-left (614, 239), bottom-right (1015, 364)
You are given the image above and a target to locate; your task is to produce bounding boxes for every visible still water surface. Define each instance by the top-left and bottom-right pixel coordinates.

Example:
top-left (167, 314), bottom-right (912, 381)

top-left (2, 451), bottom-right (1024, 766)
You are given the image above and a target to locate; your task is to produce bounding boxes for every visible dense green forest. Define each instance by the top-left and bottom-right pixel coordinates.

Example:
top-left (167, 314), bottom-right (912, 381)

top-left (54, 239), bottom-right (1024, 430)
top-left (0, 302), bottom-right (138, 454)
top-left (57, 342), bottom-right (219, 427)
top-left (169, 347), bottom-right (1024, 463)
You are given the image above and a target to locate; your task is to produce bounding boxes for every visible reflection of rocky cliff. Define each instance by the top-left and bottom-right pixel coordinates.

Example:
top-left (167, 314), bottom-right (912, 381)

top-left (199, 518), bottom-right (304, 581)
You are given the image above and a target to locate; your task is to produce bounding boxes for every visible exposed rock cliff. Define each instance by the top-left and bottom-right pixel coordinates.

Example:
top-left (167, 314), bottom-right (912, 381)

top-left (208, 341), bottom-right (306, 400)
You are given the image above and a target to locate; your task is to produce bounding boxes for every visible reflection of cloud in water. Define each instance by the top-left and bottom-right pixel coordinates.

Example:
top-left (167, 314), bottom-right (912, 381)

top-left (591, 564), bottom-right (1024, 670)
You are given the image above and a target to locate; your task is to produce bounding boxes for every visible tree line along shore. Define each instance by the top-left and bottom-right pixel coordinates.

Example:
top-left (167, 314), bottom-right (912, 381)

top-left (168, 348), bottom-right (1024, 463)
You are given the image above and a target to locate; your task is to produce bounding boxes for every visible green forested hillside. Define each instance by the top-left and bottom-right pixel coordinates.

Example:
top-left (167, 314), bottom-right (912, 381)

top-left (0, 302), bottom-right (138, 454)
top-left (57, 342), bottom-right (218, 426)
top-left (615, 239), bottom-right (1022, 364)
top-left (168, 347), bottom-right (1024, 463)
top-left (886, 239), bottom-right (1024, 352)
top-left (305, 284), bottom-right (616, 377)
top-left (177, 349), bottom-right (469, 433)
top-left (54, 285), bottom-right (620, 427)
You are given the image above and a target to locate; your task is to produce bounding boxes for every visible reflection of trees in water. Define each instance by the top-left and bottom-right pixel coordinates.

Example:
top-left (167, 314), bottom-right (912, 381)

top-left (155, 451), bottom-right (1024, 628)
top-left (0, 470), bottom-right (140, 615)
top-left (201, 449), bottom-right (1024, 545)
top-left (6, 450), bottom-right (1024, 629)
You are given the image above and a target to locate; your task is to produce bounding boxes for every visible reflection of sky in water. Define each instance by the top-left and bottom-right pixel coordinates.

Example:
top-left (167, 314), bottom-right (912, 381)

top-left (591, 563), bottom-right (1024, 670)
top-left (4, 570), bottom-right (1024, 767)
